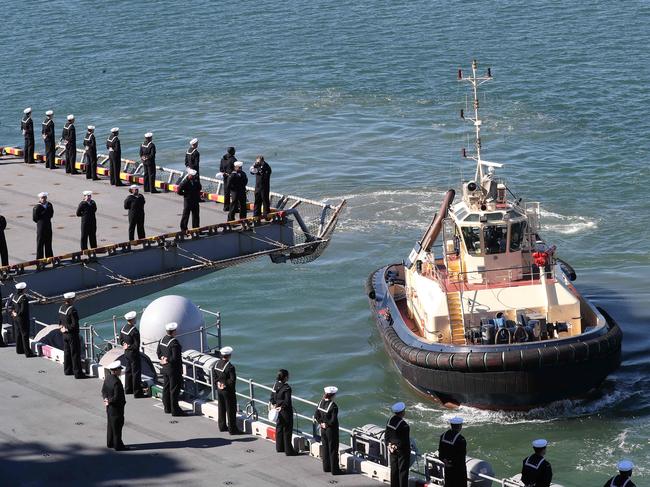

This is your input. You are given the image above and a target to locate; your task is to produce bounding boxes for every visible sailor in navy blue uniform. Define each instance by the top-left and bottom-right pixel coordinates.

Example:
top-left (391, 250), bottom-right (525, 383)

top-left (314, 386), bottom-right (341, 475)
top-left (119, 311), bottom-right (144, 398)
top-left (140, 132), bottom-right (158, 193)
top-left (214, 346), bottom-right (241, 434)
top-left (219, 147), bottom-right (237, 211)
top-left (21, 107), bottom-right (35, 164)
top-left (83, 125), bottom-right (98, 180)
top-left (102, 360), bottom-right (127, 451)
top-left (270, 368), bottom-right (297, 455)
top-left (62, 114), bottom-right (78, 174)
top-left (385, 401), bottom-right (410, 487)
top-left (156, 322), bottom-right (185, 416)
top-left (227, 161), bottom-right (248, 221)
top-left (33, 192), bottom-right (54, 259)
top-left (124, 185), bottom-right (146, 240)
top-left (59, 292), bottom-right (86, 379)
top-left (185, 138), bottom-right (200, 176)
top-left (106, 127), bottom-right (123, 186)
top-left (438, 416), bottom-right (467, 487)
top-left (76, 190), bottom-right (97, 250)
top-left (521, 439), bottom-right (553, 487)
top-left (604, 459), bottom-right (636, 487)
top-left (250, 155), bottom-right (272, 218)
top-left (178, 168), bottom-right (202, 231)
top-left (42, 110), bottom-right (56, 169)
top-left (0, 214), bottom-right (8, 266)
top-left (9, 282), bottom-right (33, 357)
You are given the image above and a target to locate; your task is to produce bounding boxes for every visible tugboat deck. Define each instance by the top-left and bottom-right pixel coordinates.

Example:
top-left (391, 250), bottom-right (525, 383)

top-left (0, 156), bottom-right (229, 264)
top-left (0, 347), bottom-right (377, 487)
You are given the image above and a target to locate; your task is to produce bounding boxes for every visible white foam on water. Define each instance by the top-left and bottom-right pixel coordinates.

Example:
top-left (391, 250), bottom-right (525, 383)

top-left (539, 207), bottom-right (598, 235)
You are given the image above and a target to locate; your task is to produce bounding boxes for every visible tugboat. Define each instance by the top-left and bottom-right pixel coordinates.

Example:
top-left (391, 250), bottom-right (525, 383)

top-left (367, 61), bottom-right (622, 410)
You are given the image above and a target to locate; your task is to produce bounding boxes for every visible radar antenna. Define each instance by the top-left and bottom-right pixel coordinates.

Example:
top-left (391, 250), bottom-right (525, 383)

top-left (458, 59), bottom-right (502, 182)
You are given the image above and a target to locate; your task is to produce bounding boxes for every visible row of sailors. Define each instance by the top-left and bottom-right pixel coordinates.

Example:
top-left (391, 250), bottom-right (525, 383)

top-left (0, 284), bottom-right (637, 486)
top-left (20, 109), bottom-right (272, 216)
top-left (0, 156), bottom-right (269, 263)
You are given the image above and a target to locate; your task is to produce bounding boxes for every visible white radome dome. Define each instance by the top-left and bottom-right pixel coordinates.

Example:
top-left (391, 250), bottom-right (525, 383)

top-left (140, 295), bottom-right (206, 362)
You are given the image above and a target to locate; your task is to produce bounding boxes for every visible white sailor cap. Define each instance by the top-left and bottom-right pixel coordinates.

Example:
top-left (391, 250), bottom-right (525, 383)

top-left (45, 110), bottom-right (54, 116)
top-left (67, 114), bottom-right (74, 121)
top-left (24, 107), bottom-right (32, 114)
top-left (144, 132), bottom-right (153, 138)
top-left (63, 292), bottom-right (76, 299)
top-left (124, 311), bottom-right (137, 320)
top-left (165, 322), bottom-right (178, 331)
top-left (129, 184), bottom-right (139, 190)
top-left (324, 386), bottom-right (338, 395)
top-left (617, 459), bottom-right (634, 472)
top-left (220, 346), bottom-right (233, 355)
top-left (111, 127), bottom-right (119, 133)
top-left (15, 282), bottom-right (27, 290)
top-left (186, 168), bottom-right (197, 176)
top-left (391, 401), bottom-right (406, 413)
top-left (82, 190), bottom-right (92, 196)
top-left (234, 161), bottom-right (243, 168)
top-left (449, 416), bottom-right (464, 425)
top-left (107, 360), bottom-right (123, 370)
top-left (87, 125), bottom-right (95, 130)
top-left (38, 192), bottom-right (48, 198)
top-left (190, 138), bottom-right (199, 145)
top-left (532, 439), bottom-right (548, 449)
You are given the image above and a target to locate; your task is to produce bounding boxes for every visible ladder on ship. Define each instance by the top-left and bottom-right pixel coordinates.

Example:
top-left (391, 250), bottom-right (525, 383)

top-left (446, 257), bottom-right (466, 345)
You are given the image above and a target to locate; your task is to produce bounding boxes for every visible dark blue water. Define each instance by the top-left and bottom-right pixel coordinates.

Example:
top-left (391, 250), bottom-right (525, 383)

top-left (1, 1), bottom-right (648, 484)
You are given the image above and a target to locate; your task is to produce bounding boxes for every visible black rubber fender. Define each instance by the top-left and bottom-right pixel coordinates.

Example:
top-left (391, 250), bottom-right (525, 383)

top-left (503, 350), bottom-right (522, 371)
top-left (520, 348), bottom-right (541, 370)
top-left (467, 352), bottom-right (486, 372)
top-left (451, 352), bottom-right (469, 371)
top-left (540, 346), bottom-right (560, 367)
top-left (436, 352), bottom-right (454, 371)
top-left (484, 353), bottom-right (503, 372)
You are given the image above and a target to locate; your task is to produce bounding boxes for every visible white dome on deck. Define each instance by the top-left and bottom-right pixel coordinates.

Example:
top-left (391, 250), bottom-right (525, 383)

top-left (140, 295), bottom-right (206, 362)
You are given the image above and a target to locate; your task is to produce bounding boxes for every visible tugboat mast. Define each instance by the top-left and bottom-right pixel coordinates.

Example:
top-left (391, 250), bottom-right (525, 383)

top-left (458, 59), bottom-right (499, 182)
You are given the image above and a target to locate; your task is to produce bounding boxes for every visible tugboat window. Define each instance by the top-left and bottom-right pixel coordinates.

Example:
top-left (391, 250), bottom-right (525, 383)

top-left (509, 221), bottom-right (527, 252)
top-left (461, 226), bottom-right (482, 255)
top-left (483, 225), bottom-right (507, 254)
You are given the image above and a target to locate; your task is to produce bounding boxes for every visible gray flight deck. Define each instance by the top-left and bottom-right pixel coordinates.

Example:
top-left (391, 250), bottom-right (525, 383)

top-left (0, 156), bottom-right (229, 263)
top-left (0, 348), bottom-right (379, 487)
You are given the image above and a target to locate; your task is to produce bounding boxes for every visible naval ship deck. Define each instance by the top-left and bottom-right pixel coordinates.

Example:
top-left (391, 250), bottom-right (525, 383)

top-left (0, 156), bottom-right (229, 263)
top-left (0, 348), bottom-right (377, 487)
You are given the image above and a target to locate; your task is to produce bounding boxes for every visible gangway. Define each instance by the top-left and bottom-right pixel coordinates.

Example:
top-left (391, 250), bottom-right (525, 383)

top-left (0, 146), bottom-right (345, 321)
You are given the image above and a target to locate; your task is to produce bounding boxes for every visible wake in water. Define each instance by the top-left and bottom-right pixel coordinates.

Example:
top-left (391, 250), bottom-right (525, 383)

top-left (327, 189), bottom-right (599, 237)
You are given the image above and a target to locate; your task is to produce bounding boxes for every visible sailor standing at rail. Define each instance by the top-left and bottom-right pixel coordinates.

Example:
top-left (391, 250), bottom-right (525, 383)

top-left (604, 459), bottom-right (636, 487)
top-left (9, 282), bottom-right (34, 357)
top-left (438, 417), bottom-right (467, 487)
top-left (21, 107), bottom-right (35, 164)
top-left (227, 161), bottom-right (248, 221)
top-left (314, 386), bottom-right (341, 475)
top-left (521, 439), bottom-right (553, 487)
top-left (83, 125), bottom-right (98, 180)
top-left (185, 138), bottom-right (200, 177)
top-left (250, 155), bottom-right (272, 218)
top-left (219, 147), bottom-right (237, 211)
top-left (41, 110), bottom-right (56, 169)
top-left (156, 322), bottom-right (186, 416)
top-left (0, 214), bottom-right (8, 266)
top-left (385, 401), bottom-right (410, 487)
top-left (140, 132), bottom-right (158, 193)
top-left (61, 114), bottom-right (78, 174)
top-left (120, 311), bottom-right (144, 398)
top-left (124, 185), bottom-right (146, 240)
top-left (214, 346), bottom-right (242, 435)
top-left (270, 368), bottom-right (298, 456)
top-left (33, 192), bottom-right (54, 259)
top-left (102, 360), bottom-right (128, 451)
top-left (106, 127), bottom-right (123, 186)
top-left (76, 190), bottom-right (97, 250)
top-left (178, 168), bottom-right (202, 231)
top-left (59, 292), bottom-right (87, 379)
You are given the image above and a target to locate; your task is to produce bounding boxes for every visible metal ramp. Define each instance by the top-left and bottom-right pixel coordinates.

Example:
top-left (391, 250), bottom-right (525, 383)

top-left (0, 147), bottom-right (346, 321)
